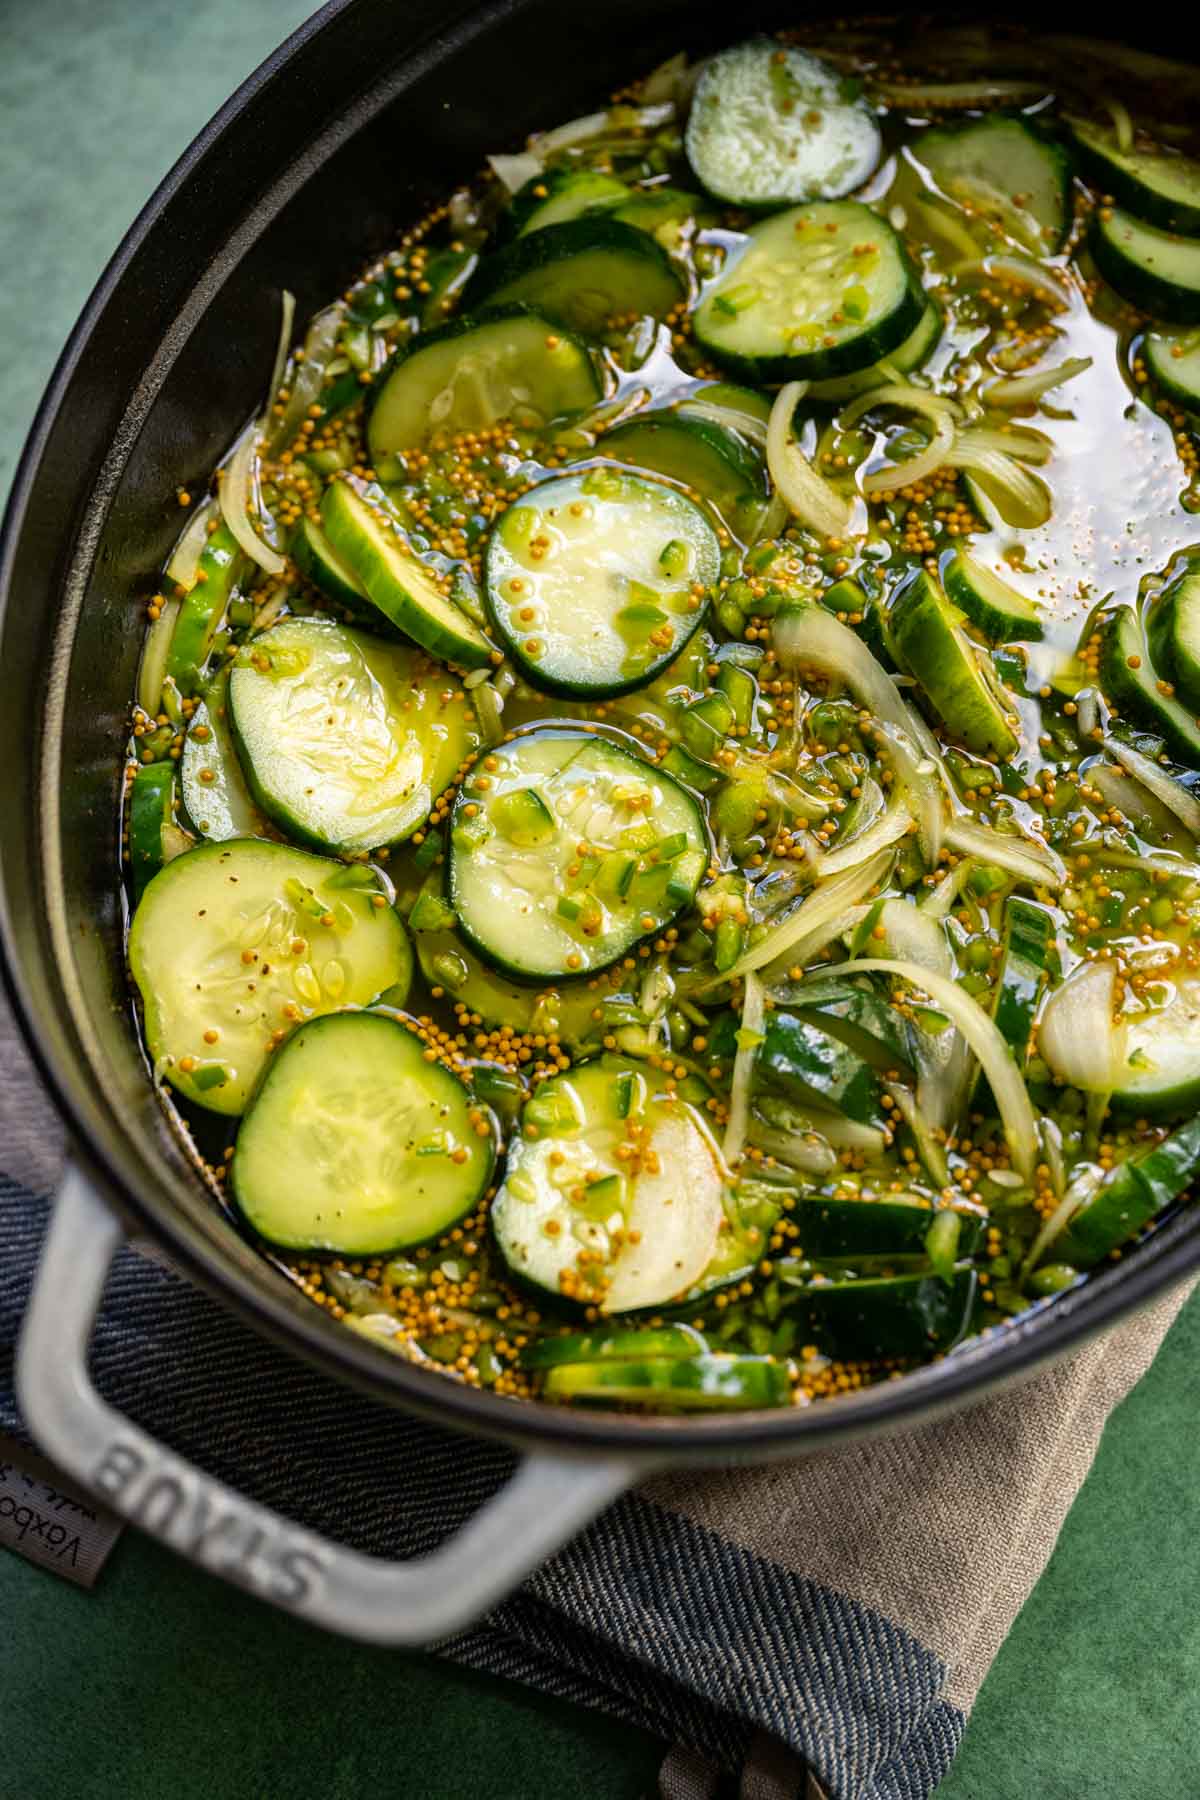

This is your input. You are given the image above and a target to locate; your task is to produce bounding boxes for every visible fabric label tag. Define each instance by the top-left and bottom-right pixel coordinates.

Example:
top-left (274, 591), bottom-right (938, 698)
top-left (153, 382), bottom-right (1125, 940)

top-left (0, 1431), bottom-right (124, 1588)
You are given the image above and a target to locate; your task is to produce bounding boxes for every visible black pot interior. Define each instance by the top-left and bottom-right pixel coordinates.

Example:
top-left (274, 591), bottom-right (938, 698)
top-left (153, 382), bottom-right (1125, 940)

top-left (4, 0), bottom-right (1200, 1455)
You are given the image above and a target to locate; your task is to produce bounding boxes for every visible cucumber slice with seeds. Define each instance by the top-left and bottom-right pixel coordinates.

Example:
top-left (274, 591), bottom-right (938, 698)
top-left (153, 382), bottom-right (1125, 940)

top-left (888, 569), bottom-right (1019, 759)
top-left (228, 617), bottom-right (479, 854)
top-left (366, 306), bottom-right (601, 455)
top-left (505, 168), bottom-right (629, 238)
top-left (685, 39), bottom-right (881, 209)
top-left (484, 468), bottom-right (719, 697)
top-left (598, 409), bottom-right (768, 539)
top-left (693, 201), bottom-right (924, 383)
top-left (543, 1353), bottom-right (789, 1409)
top-left (321, 479), bottom-right (495, 667)
top-left (448, 728), bottom-right (707, 981)
top-left (491, 1056), bottom-right (725, 1312)
top-left (1144, 329), bottom-right (1200, 411)
top-left (231, 1012), bottom-right (493, 1254)
top-left (1069, 120), bottom-right (1200, 237)
top-left (179, 671), bottom-right (268, 842)
top-left (1091, 209), bottom-right (1200, 325)
top-left (910, 118), bottom-right (1071, 255)
top-left (463, 217), bottom-right (684, 334)
top-left (129, 840), bottom-right (412, 1115)
top-left (1099, 605), bottom-right (1200, 760)
top-left (1146, 566), bottom-right (1200, 709)
top-left (943, 547), bottom-right (1045, 644)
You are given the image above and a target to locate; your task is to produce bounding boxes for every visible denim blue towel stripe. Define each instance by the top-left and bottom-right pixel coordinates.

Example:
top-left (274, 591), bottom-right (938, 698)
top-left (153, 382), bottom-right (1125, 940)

top-left (0, 1177), bottom-right (964, 1798)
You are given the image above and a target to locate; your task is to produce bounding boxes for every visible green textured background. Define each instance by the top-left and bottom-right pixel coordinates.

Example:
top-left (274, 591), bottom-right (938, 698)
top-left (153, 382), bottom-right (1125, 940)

top-left (1, 5), bottom-right (1198, 1795)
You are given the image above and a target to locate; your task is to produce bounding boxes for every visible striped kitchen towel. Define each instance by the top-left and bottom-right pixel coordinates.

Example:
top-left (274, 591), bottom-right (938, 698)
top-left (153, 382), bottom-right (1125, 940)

top-left (0, 1001), bottom-right (1190, 1800)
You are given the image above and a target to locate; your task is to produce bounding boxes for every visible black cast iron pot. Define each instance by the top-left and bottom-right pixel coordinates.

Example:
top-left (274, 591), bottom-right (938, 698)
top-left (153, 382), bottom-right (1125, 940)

top-left (3, 0), bottom-right (1198, 1642)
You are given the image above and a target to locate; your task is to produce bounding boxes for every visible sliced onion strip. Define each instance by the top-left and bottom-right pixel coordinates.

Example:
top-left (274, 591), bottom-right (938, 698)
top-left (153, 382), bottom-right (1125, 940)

top-left (719, 850), bottom-right (893, 984)
top-left (1105, 737), bottom-right (1200, 837)
top-left (983, 355), bottom-right (1093, 408)
top-left (944, 815), bottom-right (1065, 889)
top-left (722, 971), bottom-right (764, 1167)
top-left (165, 500), bottom-right (215, 590)
top-left (487, 151), bottom-right (542, 192)
top-left (951, 253), bottom-right (1074, 310)
top-left (219, 430), bottom-right (285, 577)
top-left (817, 789), bottom-right (913, 877)
top-left (1038, 958), bottom-right (1127, 1094)
top-left (836, 958), bottom-right (1039, 1178)
top-left (767, 383), bottom-right (853, 538)
top-left (265, 303), bottom-right (343, 457)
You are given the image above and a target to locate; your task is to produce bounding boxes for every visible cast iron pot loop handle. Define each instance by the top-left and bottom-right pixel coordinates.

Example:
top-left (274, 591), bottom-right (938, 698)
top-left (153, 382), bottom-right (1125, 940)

top-left (16, 1165), bottom-right (637, 1643)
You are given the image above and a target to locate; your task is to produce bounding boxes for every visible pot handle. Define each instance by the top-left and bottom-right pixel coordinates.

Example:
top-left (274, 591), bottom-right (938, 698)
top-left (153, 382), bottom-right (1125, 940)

top-left (16, 1165), bottom-right (637, 1643)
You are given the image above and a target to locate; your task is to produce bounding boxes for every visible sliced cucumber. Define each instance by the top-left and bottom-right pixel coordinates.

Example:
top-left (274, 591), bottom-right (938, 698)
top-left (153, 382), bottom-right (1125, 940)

top-left (1143, 328), bottom-right (1200, 411)
top-left (598, 409), bottom-right (767, 538)
top-left (786, 1192), bottom-right (983, 1260)
top-left (128, 840), bottom-right (412, 1115)
top-left (127, 763), bottom-right (178, 901)
top-left (520, 1321), bottom-right (708, 1370)
top-left (542, 1352), bottom-right (789, 1409)
top-left (1114, 979), bottom-right (1200, 1117)
top-left (1091, 209), bottom-right (1200, 326)
top-left (505, 167), bottom-right (629, 238)
top-left (228, 617), bottom-right (478, 854)
top-left (418, 244), bottom-right (478, 328)
top-left (463, 217), bottom-right (684, 334)
top-left (291, 516), bottom-right (368, 610)
top-left (1099, 605), bottom-right (1200, 760)
top-left (807, 299), bottom-right (942, 402)
top-left (448, 728), bottom-right (707, 980)
top-left (677, 381), bottom-right (773, 440)
top-left (887, 569), bottom-right (1019, 758)
top-left (910, 118), bottom-right (1071, 254)
top-left (709, 1008), bottom-right (887, 1129)
top-left (693, 201), bottom-right (923, 383)
top-left (321, 479), bottom-right (494, 667)
top-left (166, 523), bottom-right (245, 696)
top-left (366, 306), bottom-right (601, 456)
top-left (1069, 120), bottom-right (1200, 236)
top-left (685, 38), bottom-right (880, 209)
top-left (231, 1012), bottom-right (493, 1254)
top-left (179, 671), bottom-right (267, 842)
top-left (1146, 566), bottom-right (1200, 710)
top-left (412, 879), bottom-right (614, 1049)
top-left (484, 468), bottom-right (719, 698)
top-left (491, 1056), bottom-right (725, 1313)
top-left (778, 1263), bottom-right (978, 1358)
top-left (613, 187), bottom-right (716, 253)
top-left (942, 547), bottom-right (1044, 644)
top-left (781, 975), bottom-right (916, 1073)
top-left (1055, 1114), bottom-right (1200, 1266)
